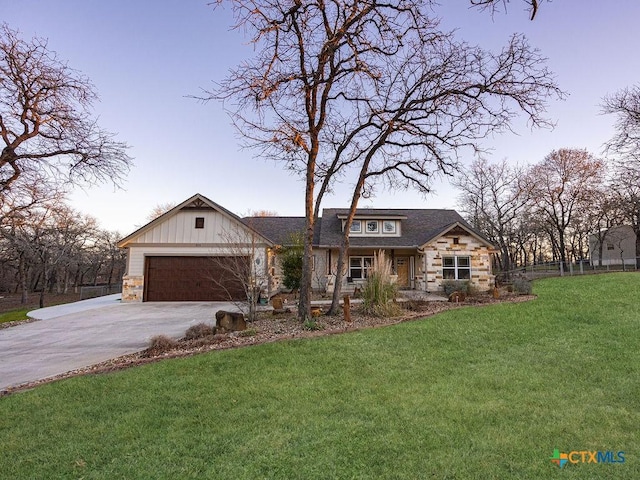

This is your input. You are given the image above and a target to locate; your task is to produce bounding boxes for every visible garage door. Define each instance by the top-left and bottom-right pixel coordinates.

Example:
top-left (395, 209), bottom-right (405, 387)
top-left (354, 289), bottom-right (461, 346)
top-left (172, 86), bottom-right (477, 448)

top-left (144, 256), bottom-right (249, 301)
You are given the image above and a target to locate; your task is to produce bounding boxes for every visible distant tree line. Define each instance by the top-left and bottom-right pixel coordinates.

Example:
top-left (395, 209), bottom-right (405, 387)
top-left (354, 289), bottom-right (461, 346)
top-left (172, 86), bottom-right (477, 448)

top-left (453, 148), bottom-right (640, 272)
top-left (0, 186), bottom-right (125, 307)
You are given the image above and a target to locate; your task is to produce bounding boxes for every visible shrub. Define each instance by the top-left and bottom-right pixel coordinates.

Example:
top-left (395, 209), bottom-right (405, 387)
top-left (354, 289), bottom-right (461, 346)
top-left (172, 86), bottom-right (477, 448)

top-left (143, 335), bottom-right (178, 357)
top-left (238, 328), bottom-right (258, 337)
top-left (280, 232), bottom-right (304, 291)
top-left (303, 319), bottom-right (324, 331)
top-left (361, 250), bottom-right (402, 317)
top-left (184, 323), bottom-right (216, 340)
top-left (512, 277), bottom-right (532, 295)
top-left (441, 280), bottom-right (470, 296)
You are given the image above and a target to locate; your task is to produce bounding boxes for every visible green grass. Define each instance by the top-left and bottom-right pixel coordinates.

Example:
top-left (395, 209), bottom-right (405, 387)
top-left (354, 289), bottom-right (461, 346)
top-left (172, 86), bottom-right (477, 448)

top-left (0, 308), bottom-right (30, 323)
top-left (1, 273), bottom-right (639, 479)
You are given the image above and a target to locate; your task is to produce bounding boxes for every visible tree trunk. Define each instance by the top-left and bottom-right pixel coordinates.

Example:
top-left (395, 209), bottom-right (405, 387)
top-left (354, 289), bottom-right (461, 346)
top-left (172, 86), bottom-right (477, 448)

top-left (558, 232), bottom-right (568, 272)
top-left (597, 235), bottom-right (604, 268)
top-left (500, 244), bottom-right (510, 279)
top-left (19, 254), bottom-right (28, 304)
top-left (107, 258), bottom-right (115, 288)
top-left (635, 228), bottom-right (640, 269)
top-left (328, 240), bottom-right (349, 315)
top-left (39, 267), bottom-right (48, 309)
top-left (297, 176), bottom-right (316, 321)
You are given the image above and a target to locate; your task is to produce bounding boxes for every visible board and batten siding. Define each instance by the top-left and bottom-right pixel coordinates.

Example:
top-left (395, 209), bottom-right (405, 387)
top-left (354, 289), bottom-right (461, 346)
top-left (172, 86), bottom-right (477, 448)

top-left (134, 210), bottom-right (242, 244)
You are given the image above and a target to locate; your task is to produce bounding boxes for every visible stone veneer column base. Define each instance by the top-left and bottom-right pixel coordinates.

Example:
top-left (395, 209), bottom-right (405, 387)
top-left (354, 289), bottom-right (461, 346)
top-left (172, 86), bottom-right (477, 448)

top-left (122, 275), bottom-right (144, 302)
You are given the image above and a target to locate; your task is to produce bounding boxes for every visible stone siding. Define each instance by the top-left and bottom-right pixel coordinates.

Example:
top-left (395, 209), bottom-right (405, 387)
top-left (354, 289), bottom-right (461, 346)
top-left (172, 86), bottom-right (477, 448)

top-left (423, 235), bottom-right (494, 292)
top-left (122, 275), bottom-right (144, 303)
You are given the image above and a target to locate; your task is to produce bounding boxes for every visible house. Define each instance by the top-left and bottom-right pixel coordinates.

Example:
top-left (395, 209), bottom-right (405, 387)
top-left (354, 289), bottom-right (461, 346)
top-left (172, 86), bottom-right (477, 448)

top-left (589, 225), bottom-right (637, 266)
top-left (118, 193), bottom-right (495, 302)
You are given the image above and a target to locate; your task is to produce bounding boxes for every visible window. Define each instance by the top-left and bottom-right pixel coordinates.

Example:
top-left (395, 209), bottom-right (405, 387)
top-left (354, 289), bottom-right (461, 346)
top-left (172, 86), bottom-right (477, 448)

top-left (453, 237), bottom-right (459, 245)
top-left (607, 243), bottom-right (615, 250)
top-left (442, 256), bottom-right (471, 280)
top-left (383, 221), bottom-right (396, 233)
top-left (195, 217), bottom-right (205, 229)
top-left (350, 220), bottom-right (362, 233)
top-left (349, 256), bottom-right (373, 280)
top-left (366, 220), bottom-right (379, 233)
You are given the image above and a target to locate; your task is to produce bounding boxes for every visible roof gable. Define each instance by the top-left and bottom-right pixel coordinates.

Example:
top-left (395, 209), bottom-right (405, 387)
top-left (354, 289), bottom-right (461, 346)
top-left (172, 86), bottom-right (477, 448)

top-left (419, 221), bottom-right (495, 249)
top-left (118, 193), bottom-right (273, 247)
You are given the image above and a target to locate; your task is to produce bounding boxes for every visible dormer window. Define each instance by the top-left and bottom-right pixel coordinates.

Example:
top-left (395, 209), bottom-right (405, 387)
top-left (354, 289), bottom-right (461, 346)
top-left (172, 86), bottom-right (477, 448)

top-left (341, 214), bottom-right (403, 236)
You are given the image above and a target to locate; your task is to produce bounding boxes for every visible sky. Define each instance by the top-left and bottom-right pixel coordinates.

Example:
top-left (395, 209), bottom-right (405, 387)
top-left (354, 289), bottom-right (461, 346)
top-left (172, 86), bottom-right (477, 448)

top-left (3, 0), bottom-right (640, 235)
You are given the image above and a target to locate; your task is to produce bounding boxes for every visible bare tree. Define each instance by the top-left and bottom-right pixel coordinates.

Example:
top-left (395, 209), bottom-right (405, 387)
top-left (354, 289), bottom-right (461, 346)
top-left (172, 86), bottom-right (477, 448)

top-left (210, 222), bottom-right (271, 322)
top-left (210, 0), bottom-right (563, 320)
top-left (470, 0), bottom-right (546, 20)
top-left (453, 158), bottom-right (530, 275)
top-left (0, 173), bottom-right (66, 302)
top-left (146, 202), bottom-right (177, 221)
top-left (582, 187), bottom-right (622, 267)
top-left (246, 209), bottom-right (279, 217)
top-left (602, 85), bottom-right (640, 268)
top-left (603, 85), bottom-right (640, 161)
top-left (0, 24), bottom-right (131, 195)
top-left (609, 162), bottom-right (640, 268)
top-left (525, 149), bottom-right (605, 271)
top-left (323, 31), bottom-right (561, 314)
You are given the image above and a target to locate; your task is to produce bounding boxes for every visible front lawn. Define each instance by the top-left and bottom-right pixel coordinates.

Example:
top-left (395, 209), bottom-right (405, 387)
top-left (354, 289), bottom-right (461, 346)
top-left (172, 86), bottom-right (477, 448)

top-left (0, 308), bottom-right (30, 324)
top-left (1, 273), bottom-right (638, 478)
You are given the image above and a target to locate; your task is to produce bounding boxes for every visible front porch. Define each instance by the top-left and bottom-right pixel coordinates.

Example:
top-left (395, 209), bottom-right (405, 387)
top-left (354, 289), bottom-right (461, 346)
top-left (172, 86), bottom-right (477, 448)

top-left (322, 248), bottom-right (424, 294)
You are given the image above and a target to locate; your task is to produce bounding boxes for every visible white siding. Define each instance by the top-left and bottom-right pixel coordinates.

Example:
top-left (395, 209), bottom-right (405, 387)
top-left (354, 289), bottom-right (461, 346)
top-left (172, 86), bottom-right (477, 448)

top-left (135, 211), bottom-right (242, 244)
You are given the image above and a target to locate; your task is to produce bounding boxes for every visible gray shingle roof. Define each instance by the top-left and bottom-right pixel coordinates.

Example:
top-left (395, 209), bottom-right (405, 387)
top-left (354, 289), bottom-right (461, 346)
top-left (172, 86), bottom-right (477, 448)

top-left (318, 208), bottom-right (468, 248)
top-left (242, 217), bottom-right (320, 246)
top-left (245, 208), bottom-right (491, 248)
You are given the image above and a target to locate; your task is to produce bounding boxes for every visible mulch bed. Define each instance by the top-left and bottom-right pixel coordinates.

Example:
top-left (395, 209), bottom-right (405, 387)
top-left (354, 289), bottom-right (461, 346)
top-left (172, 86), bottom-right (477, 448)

top-left (0, 292), bottom-right (535, 397)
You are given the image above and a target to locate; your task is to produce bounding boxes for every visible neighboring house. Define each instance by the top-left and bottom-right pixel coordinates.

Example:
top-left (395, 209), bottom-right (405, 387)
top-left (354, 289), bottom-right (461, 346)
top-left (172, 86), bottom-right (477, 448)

top-left (589, 225), bottom-right (637, 266)
top-left (118, 193), bottom-right (495, 302)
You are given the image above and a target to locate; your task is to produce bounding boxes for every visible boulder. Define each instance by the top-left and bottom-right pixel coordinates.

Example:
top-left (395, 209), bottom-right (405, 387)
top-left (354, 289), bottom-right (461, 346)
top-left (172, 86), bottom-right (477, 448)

top-left (215, 310), bottom-right (247, 332)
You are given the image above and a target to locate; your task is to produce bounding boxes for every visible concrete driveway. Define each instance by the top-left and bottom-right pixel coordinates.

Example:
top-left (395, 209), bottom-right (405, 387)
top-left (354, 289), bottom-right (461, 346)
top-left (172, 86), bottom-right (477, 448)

top-left (0, 295), bottom-right (237, 391)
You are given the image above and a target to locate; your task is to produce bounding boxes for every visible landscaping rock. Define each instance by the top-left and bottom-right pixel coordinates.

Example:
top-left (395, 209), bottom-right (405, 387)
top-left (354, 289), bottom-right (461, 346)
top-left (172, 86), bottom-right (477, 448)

top-left (272, 308), bottom-right (292, 315)
top-left (448, 291), bottom-right (466, 303)
top-left (215, 310), bottom-right (247, 332)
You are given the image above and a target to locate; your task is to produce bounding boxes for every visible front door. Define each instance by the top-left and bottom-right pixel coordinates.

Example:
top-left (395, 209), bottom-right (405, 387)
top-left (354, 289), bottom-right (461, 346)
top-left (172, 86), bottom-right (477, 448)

top-left (396, 257), bottom-right (410, 288)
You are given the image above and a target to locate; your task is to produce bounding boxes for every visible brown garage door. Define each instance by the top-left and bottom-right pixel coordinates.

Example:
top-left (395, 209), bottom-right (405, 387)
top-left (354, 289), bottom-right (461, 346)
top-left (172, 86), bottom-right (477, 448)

top-left (144, 256), bottom-right (249, 301)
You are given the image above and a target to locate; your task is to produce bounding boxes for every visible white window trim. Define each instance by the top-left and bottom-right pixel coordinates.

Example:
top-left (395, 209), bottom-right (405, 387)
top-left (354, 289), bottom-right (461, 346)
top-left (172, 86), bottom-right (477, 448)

top-left (383, 220), bottom-right (396, 234)
top-left (442, 255), bottom-right (471, 280)
top-left (349, 255), bottom-right (374, 280)
top-left (366, 220), bottom-right (379, 233)
top-left (349, 220), bottom-right (362, 233)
